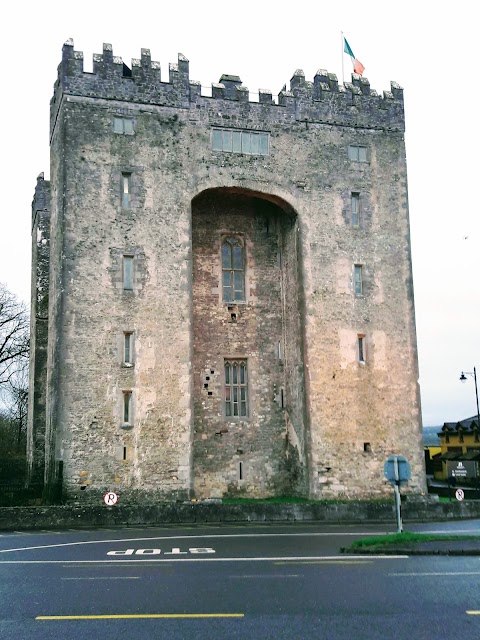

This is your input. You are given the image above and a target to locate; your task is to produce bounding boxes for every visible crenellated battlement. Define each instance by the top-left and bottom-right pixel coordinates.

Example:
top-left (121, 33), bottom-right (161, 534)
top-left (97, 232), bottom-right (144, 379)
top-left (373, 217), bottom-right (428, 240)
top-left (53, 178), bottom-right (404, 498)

top-left (51, 39), bottom-right (405, 132)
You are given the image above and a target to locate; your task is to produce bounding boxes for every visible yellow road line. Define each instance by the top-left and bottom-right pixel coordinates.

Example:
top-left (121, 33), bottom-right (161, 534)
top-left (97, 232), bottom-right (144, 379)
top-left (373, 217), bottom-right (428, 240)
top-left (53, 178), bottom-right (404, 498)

top-left (273, 560), bottom-right (373, 565)
top-left (467, 611), bottom-right (480, 615)
top-left (36, 613), bottom-right (244, 620)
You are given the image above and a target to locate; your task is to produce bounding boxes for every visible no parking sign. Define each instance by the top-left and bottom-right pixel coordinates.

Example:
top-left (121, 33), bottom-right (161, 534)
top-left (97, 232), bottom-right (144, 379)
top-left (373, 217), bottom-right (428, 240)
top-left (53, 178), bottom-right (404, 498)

top-left (103, 491), bottom-right (119, 506)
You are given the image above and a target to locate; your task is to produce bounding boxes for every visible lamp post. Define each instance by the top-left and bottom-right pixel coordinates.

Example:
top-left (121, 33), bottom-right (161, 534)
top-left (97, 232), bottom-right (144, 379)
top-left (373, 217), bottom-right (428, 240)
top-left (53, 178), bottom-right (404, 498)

top-left (459, 367), bottom-right (480, 430)
top-left (460, 367), bottom-right (480, 498)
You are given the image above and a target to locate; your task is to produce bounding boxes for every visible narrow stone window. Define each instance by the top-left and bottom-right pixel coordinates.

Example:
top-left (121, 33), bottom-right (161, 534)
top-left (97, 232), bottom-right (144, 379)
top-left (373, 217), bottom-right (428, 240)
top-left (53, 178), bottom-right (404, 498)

top-left (121, 173), bottom-right (131, 208)
top-left (114, 116), bottom-right (134, 135)
top-left (364, 442), bottom-right (372, 453)
top-left (239, 461), bottom-right (243, 480)
top-left (357, 334), bottom-right (366, 363)
top-left (351, 192), bottom-right (360, 226)
top-left (123, 391), bottom-right (132, 425)
top-left (277, 340), bottom-right (283, 360)
top-left (124, 332), bottom-right (133, 365)
top-left (222, 237), bottom-right (245, 302)
top-left (224, 359), bottom-right (248, 418)
top-left (353, 264), bottom-right (363, 296)
top-left (348, 145), bottom-right (368, 162)
top-left (123, 256), bottom-right (134, 290)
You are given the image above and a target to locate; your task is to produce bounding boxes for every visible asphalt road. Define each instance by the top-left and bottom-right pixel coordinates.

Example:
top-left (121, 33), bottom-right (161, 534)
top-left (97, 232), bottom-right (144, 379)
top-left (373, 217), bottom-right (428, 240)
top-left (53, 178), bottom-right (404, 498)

top-left (1, 521), bottom-right (480, 639)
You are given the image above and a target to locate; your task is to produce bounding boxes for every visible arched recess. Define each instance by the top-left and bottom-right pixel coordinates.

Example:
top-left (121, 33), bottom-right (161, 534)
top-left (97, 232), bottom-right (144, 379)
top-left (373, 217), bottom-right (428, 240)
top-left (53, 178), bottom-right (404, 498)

top-left (191, 187), bottom-right (309, 499)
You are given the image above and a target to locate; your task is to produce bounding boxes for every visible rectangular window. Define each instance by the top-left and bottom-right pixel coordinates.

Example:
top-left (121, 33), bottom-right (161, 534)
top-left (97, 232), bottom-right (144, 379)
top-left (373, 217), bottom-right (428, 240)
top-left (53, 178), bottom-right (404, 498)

top-left (351, 193), bottom-right (360, 226)
top-left (124, 332), bottom-right (133, 364)
top-left (224, 359), bottom-right (248, 418)
top-left (122, 173), bottom-right (131, 208)
top-left (354, 264), bottom-right (363, 296)
top-left (222, 237), bottom-right (245, 302)
top-left (123, 391), bottom-right (132, 424)
top-left (357, 335), bottom-right (366, 363)
top-left (212, 128), bottom-right (223, 151)
top-left (348, 145), bottom-right (368, 162)
top-left (123, 256), bottom-right (134, 290)
top-left (114, 116), bottom-right (134, 135)
top-left (212, 128), bottom-right (269, 155)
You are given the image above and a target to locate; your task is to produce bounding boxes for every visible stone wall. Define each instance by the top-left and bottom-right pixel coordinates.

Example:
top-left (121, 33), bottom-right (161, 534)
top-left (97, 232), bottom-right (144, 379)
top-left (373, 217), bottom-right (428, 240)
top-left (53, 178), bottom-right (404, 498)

top-left (2, 499), bottom-right (480, 531)
top-left (191, 190), bottom-right (306, 498)
top-left (29, 39), bottom-right (425, 501)
top-left (26, 175), bottom-right (50, 485)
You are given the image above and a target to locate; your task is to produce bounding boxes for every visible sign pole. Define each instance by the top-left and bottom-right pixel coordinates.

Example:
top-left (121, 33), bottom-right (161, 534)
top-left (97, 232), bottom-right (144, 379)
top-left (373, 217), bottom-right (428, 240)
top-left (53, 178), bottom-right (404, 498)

top-left (384, 455), bottom-right (410, 533)
top-left (393, 483), bottom-right (403, 533)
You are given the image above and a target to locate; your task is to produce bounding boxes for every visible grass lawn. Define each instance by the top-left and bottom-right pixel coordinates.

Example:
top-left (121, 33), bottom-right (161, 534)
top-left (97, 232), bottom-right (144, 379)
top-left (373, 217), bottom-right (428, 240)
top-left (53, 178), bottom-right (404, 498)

top-left (350, 531), bottom-right (480, 548)
top-left (220, 497), bottom-right (393, 505)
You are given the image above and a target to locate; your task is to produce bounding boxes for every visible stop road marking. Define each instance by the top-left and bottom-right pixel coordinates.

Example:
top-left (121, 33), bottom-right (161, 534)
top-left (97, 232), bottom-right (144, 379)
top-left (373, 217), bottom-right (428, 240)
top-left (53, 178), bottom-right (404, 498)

top-left (107, 547), bottom-right (216, 556)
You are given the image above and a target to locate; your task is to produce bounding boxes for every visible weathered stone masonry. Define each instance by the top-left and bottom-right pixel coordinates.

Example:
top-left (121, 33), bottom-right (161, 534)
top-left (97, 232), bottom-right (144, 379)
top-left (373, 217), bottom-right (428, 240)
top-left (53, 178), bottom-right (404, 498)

top-left (28, 39), bottom-right (426, 501)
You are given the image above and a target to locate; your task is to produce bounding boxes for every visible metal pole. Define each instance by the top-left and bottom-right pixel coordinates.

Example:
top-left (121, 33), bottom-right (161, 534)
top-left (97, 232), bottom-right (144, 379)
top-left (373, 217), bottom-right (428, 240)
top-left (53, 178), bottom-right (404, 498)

top-left (394, 484), bottom-right (403, 533)
top-left (474, 367), bottom-right (480, 499)
top-left (474, 367), bottom-right (480, 434)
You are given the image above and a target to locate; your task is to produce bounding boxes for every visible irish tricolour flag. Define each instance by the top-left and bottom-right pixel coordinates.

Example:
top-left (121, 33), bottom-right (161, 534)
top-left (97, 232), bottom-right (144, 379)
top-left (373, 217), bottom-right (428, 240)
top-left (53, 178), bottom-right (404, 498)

top-left (344, 37), bottom-right (365, 76)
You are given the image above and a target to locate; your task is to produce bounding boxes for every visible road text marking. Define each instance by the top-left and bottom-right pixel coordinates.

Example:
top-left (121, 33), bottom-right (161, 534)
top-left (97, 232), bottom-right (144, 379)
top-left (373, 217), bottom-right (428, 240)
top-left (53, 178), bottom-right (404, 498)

top-left (0, 531), bottom-right (389, 555)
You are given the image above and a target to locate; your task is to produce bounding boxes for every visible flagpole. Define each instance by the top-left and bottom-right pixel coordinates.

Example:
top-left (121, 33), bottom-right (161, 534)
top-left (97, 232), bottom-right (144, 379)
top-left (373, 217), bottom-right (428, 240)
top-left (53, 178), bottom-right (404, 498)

top-left (341, 31), bottom-right (345, 84)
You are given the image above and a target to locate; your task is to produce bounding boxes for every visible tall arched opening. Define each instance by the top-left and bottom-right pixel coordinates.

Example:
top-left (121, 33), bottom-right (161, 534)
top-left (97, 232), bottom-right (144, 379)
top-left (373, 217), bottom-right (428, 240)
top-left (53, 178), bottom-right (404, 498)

top-left (191, 187), bottom-right (308, 498)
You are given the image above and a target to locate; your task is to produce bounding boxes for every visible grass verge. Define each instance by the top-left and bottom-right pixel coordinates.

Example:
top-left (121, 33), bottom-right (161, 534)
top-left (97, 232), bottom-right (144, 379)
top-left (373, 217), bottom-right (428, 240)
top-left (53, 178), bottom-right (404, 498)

top-left (350, 532), bottom-right (480, 548)
top-left (221, 497), bottom-right (394, 505)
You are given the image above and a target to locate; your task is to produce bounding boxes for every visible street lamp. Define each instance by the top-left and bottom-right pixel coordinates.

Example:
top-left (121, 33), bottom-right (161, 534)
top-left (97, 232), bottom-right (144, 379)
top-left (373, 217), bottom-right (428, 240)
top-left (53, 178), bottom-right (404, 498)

top-left (459, 367), bottom-right (480, 431)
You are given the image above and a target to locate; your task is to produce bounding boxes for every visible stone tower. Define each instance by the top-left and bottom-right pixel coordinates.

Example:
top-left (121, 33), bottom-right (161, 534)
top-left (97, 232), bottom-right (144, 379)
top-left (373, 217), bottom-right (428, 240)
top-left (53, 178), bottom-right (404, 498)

top-left (27, 39), bottom-right (426, 501)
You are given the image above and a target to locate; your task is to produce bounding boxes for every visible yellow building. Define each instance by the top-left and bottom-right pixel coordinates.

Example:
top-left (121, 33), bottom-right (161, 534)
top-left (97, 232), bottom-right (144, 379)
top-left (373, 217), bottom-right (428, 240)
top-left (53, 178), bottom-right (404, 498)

top-left (434, 416), bottom-right (480, 481)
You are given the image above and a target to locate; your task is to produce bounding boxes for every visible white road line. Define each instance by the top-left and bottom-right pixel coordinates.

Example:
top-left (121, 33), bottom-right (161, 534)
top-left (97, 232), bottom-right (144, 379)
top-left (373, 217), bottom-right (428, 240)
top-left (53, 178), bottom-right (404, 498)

top-left (0, 555), bottom-right (408, 564)
top-left (61, 576), bottom-right (140, 580)
top-left (390, 571), bottom-right (480, 577)
top-left (229, 574), bottom-right (300, 578)
top-left (0, 531), bottom-right (389, 555)
top-left (413, 529), bottom-right (480, 534)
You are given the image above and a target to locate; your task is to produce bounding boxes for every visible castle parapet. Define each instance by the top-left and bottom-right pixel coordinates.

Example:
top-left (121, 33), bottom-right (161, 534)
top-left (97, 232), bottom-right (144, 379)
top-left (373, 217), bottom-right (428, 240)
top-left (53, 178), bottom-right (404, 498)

top-left (51, 39), bottom-right (405, 133)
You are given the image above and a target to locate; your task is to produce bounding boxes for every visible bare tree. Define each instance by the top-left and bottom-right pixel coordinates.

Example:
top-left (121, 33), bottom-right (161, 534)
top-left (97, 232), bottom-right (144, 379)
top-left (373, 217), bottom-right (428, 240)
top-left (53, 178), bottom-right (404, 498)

top-left (0, 283), bottom-right (29, 387)
top-left (5, 361), bottom-right (29, 451)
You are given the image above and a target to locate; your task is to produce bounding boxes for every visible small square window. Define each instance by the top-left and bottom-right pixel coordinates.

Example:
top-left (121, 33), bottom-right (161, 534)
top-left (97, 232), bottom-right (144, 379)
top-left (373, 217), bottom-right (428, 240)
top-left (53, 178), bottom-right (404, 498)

top-left (348, 145), bottom-right (368, 162)
top-left (354, 264), bottom-right (363, 296)
top-left (114, 116), bottom-right (134, 135)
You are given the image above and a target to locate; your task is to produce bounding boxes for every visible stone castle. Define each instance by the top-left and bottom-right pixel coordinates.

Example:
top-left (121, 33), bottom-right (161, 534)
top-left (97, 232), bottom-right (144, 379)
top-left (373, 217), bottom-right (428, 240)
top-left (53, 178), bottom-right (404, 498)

top-left (27, 39), bottom-right (426, 501)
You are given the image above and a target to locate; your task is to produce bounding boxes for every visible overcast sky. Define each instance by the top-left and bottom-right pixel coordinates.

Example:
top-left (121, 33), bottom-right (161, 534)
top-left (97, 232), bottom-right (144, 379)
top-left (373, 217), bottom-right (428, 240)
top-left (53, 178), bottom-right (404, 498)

top-left (1, 0), bottom-right (478, 427)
